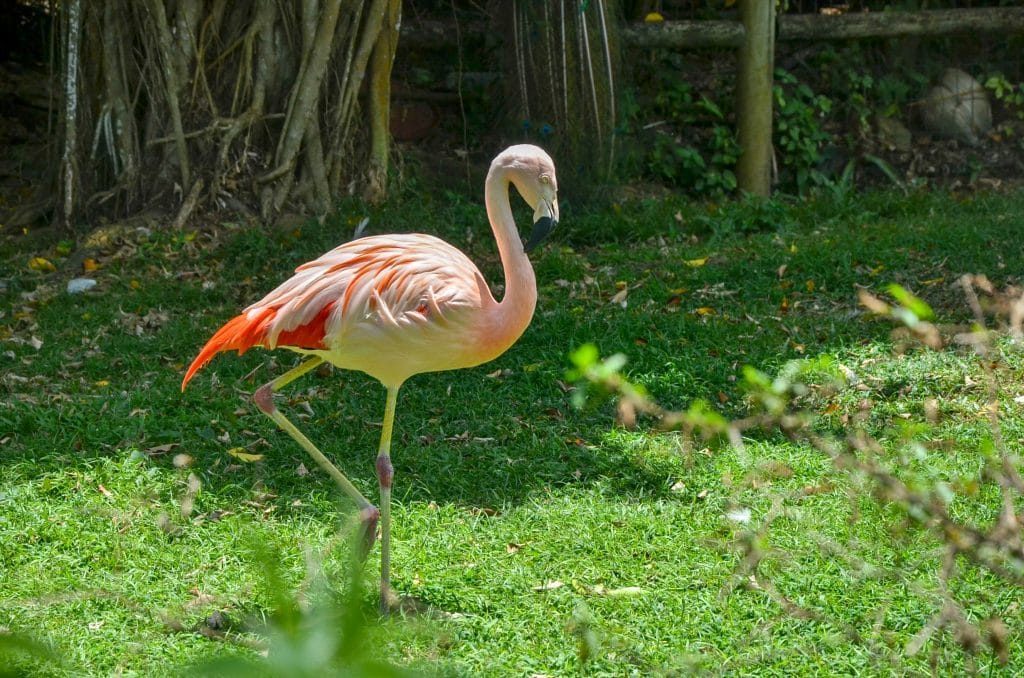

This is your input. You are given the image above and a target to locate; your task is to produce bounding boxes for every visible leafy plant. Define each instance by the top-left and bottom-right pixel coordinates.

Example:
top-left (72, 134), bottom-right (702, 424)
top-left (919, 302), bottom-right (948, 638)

top-left (773, 68), bottom-right (833, 193)
top-left (652, 80), bottom-right (698, 128)
top-left (568, 276), bottom-right (1024, 671)
top-left (628, 77), bottom-right (740, 196)
top-left (813, 46), bottom-right (923, 135)
top-left (0, 631), bottom-right (65, 677)
top-left (984, 73), bottom-right (1024, 121)
top-left (188, 542), bottom-right (413, 677)
top-left (646, 135), bottom-right (708, 187)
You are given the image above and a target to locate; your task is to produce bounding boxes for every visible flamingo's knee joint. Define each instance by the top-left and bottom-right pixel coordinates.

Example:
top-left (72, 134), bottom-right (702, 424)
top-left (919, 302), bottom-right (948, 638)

top-left (253, 384), bottom-right (275, 414)
top-left (358, 505), bottom-right (381, 557)
top-left (376, 455), bottom-right (394, 490)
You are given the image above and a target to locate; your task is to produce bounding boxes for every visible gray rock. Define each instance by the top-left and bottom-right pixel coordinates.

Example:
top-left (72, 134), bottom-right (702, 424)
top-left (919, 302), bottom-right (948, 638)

top-left (922, 68), bottom-right (991, 146)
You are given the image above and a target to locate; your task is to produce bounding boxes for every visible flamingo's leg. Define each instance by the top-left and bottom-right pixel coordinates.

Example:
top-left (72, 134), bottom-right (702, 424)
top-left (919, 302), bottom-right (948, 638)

top-left (254, 356), bottom-right (380, 558)
top-left (375, 386), bottom-right (400, 614)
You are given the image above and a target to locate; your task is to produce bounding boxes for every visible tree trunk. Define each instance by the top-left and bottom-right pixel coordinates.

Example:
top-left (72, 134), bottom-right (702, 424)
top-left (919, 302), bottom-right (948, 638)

top-left (55, 0), bottom-right (400, 228)
top-left (736, 0), bottom-right (775, 197)
top-left (366, 0), bottom-right (402, 205)
top-left (60, 0), bottom-right (82, 229)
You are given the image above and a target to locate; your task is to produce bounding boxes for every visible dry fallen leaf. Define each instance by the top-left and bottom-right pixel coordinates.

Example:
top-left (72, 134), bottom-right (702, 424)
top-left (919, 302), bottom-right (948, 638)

top-left (694, 306), bottom-right (716, 316)
top-left (185, 589), bottom-right (216, 610)
top-left (685, 257), bottom-right (709, 267)
top-left (532, 580), bottom-right (564, 592)
top-left (726, 507), bottom-right (752, 524)
top-left (227, 448), bottom-right (264, 462)
top-left (610, 288), bottom-right (628, 307)
top-left (606, 586), bottom-right (645, 597)
top-left (29, 257), bottom-right (56, 272)
top-left (802, 482), bottom-right (835, 496)
top-left (83, 258), bottom-right (100, 272)
top-left (507, 543), bottom-right (525, 554)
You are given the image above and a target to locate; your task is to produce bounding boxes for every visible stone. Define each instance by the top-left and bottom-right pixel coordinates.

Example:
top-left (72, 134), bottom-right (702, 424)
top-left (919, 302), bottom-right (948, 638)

top-left (922, 68), bottom-right (991, 146)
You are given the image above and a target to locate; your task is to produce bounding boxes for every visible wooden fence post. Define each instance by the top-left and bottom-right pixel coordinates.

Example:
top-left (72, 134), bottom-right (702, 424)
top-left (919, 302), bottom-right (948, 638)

top-left (736, 0), bottom-right (775, 197)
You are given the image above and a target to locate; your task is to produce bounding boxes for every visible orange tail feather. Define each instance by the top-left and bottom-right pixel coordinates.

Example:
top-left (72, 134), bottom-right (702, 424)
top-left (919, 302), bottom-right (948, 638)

top-left (181, 308), bottom-right (275, 390)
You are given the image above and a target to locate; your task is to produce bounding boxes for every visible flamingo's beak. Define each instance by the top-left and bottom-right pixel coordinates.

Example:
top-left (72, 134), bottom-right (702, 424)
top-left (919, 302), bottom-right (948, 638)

top-left (525, 199), bottom-right (559, 253)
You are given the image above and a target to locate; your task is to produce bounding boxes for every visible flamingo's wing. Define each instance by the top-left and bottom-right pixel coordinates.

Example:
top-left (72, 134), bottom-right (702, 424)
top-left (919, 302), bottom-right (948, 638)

top-left (182, 233), bottom-right (489, 388)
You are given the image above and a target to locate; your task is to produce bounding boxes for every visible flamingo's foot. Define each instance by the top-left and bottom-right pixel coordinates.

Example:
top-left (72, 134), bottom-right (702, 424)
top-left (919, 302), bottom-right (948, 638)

top-left (379, 590), bottom-right (464, 619)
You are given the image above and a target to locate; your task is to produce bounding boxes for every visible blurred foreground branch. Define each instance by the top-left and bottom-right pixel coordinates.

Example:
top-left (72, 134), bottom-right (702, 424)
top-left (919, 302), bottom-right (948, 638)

top-left (570, 274), bottom-right (1024, 669)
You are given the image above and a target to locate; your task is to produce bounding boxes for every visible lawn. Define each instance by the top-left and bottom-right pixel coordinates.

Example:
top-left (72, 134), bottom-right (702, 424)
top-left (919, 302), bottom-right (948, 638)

top-left (2, 186), bottom-right (1024, 675)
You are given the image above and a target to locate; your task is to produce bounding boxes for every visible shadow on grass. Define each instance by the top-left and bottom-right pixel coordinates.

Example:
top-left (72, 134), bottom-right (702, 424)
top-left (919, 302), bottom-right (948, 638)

top-left (3, 189), bottom-right (1024, 515)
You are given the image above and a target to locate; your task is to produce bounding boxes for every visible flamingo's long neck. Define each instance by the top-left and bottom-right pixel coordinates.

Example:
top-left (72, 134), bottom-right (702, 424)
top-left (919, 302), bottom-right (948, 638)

top-left (483, 164), bottom-right (537, 348)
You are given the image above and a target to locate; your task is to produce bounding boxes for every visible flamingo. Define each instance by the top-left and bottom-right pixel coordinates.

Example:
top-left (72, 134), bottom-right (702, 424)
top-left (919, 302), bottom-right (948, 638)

top-left (182, 145), bottom-right (558, 613)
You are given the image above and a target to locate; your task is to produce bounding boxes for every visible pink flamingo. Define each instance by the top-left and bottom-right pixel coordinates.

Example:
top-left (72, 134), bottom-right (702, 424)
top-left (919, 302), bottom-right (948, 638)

top-left (182, 145), bottom-right (558, 613)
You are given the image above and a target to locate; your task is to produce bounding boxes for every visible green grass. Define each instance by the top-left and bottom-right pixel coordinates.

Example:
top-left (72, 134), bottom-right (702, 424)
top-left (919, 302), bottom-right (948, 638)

top-left (2, 187), bottom-right (1024, 675)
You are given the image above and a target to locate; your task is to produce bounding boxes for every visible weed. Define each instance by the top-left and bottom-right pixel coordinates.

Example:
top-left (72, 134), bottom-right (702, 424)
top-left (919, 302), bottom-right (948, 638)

top-left (773, 68), bottom-right (833, 193)
top-left (985, 73), bottom-right (1024, 131)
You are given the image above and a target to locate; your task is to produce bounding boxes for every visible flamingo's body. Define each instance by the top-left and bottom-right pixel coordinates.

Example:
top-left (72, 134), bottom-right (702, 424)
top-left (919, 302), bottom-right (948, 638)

top-left (182, 145), bottom-right (559, 612)
top-left (184, 234), bottom-right (522, 388)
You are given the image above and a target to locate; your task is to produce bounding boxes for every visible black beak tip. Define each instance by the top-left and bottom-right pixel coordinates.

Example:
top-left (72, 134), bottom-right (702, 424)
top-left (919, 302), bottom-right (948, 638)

top-left (524, 217), bottom-right (558, 253)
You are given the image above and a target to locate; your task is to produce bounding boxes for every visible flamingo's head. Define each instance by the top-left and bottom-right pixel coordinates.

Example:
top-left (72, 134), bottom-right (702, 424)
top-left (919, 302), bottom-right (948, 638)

top-left (495, 144), bottom-right (560, 253)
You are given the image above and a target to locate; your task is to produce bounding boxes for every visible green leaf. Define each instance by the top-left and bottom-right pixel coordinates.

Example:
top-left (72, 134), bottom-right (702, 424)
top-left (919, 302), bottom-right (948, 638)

top-left (570, 344), bottom-right (599, 370)
top-left (886, 284), bottom-right (934, 321)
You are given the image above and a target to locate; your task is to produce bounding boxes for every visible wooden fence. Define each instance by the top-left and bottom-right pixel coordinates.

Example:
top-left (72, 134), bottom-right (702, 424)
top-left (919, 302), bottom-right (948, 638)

top-left (401, 5), bottom-right (1024, 196)
top-left (627, 4), bottom-right (1024, 196)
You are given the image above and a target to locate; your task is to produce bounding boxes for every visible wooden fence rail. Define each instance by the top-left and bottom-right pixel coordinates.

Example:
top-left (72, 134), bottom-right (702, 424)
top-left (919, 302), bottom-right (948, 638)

top-left (622, 7), bottom-right (1024, 49)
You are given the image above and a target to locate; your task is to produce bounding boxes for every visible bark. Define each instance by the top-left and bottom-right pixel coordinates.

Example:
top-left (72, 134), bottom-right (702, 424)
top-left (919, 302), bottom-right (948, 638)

top-left (365, 0), bottom-right (401, 204)
top-left (100, 0), bottom-right (137, 189)
top-left (735, 0), bottom-right (775, 197)
top-left (264, 0), bottom-right (343, 218)
top-left (780, 7), bottom-right (1024, 41)
top-left (61, 0), bottom-right (82, 228)
top-left (147, 0), bottom-right (191, 188)
top-left (622, 8), bottom-right (1024, 49)
top-left (622, 20), bottom-right (745, 49)
top-left (53, 0), bottom-right (397, 226)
